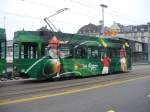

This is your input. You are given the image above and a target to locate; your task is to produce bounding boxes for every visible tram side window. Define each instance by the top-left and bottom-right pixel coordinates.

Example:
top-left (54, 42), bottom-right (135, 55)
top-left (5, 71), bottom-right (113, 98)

top-left (106, 49), bottom-right (111, 58)
top-left (21, 44), bottom-right (38, 59)
top-left (21, 45), bottom-right (24, 59)
top-left (0, 42), bottom-right (5, 59)
top-left (87, 47), bottom-right (98, 59)
top-left (29, 46), bottom-right (37, 59)
top-left (87, 48), bottom-right (91, 59)
top-left (99, 48), bottom-right (108, 59)
top-left (92, 49), bottom-right (98, 58)
top-left (74, 47), bottom-right (86, 58)
top-left (104, 48), bottom-right (119, 58)
top-left (14, 44), bottom-right (19, 59)
top-left (59, 46), bottom-right (72, 59)
top-left (112, 49), bottom-right (119, 58)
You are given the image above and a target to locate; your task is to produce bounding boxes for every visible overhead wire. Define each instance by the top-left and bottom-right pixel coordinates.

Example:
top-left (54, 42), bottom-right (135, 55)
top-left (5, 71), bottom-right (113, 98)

top-left (1, 0), bottom-right (144, 33)
top-left (0, 9), bottom-right (83, 27)
top-left (2, 0), bottom-right (144, 25)
top-left (68, 0), bottom-right (143, 24)
top-left (0, 0), bottom-right (99, 29)
top-left (20, 0), bottom-right (100, 21)
top-left (0, 9), bottom-right (42, 20)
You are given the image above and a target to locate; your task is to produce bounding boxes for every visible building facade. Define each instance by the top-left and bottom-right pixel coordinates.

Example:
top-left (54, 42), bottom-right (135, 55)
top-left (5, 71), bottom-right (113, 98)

top-left (77, 23), bottom-right (102, 37)
top-left (77, 22), bottom-right (150, 63)
top-left (118, 23), bottom-right (150, 62)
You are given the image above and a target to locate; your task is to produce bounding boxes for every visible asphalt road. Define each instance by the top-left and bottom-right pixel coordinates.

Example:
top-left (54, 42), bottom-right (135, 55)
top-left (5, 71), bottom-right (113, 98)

top-left (0, 65), bottom-right (150, 112)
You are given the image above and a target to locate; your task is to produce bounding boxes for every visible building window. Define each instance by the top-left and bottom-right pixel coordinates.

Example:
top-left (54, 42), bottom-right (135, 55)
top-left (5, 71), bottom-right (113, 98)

top-left (135, 43), bottom-right (142, 52)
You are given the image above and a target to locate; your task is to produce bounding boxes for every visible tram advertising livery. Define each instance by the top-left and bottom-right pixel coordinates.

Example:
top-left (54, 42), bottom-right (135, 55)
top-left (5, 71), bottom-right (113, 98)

top-left (13, 31), bottom-right (131, 80)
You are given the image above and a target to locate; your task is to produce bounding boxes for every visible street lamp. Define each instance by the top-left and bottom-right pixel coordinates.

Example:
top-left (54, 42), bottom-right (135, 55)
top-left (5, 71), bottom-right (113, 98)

top-left (100, 4), bottom-right (108, 36)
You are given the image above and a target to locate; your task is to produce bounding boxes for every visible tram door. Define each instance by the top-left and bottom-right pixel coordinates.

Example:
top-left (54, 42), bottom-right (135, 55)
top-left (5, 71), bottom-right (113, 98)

top-left (86, 46), bottom-right (101, 76)
top-left (98, 48), bottom-right (121, 73)
top-left (105, 48), bottom-right (121, 73)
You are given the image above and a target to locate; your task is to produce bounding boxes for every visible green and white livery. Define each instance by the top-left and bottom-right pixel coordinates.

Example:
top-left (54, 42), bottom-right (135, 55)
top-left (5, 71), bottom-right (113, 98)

top-left (13, 31), bottom-right (132, 80)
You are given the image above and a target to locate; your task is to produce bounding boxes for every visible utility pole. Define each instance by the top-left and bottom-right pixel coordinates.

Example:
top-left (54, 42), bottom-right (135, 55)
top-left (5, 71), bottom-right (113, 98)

top-left (100, 4), bottom-right (108, 36)
top-left (4, 16), bottom-right (6, 28)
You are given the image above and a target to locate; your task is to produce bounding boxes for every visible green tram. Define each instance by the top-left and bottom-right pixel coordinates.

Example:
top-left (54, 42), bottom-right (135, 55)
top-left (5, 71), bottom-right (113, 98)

top-left (0, 28), bottom-right (7, 78)
top-left (13, 31), bottom-right (131, 80)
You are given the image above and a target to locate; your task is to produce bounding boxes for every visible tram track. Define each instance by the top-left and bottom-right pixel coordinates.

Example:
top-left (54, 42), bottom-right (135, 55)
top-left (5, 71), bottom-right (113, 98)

top-left (0, 66), bottom-right (150, 100)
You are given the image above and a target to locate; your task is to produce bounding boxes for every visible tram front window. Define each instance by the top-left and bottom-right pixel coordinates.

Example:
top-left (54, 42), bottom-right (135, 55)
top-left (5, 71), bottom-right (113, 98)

top-left (87, 47), bottom-right (98, 59)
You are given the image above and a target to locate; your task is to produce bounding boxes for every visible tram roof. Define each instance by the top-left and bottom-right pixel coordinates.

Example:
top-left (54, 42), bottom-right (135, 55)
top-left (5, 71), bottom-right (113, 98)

top-left (14, 31), bottom-right (43, 43)
top-left (13, 31), bottom-right (98, 44)
top-left (13, 31), bottom-right (128, 48)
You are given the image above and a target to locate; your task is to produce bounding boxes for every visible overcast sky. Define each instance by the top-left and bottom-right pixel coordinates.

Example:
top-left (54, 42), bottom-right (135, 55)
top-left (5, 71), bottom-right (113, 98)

top-left (0, 0), bottom-right (150, 40)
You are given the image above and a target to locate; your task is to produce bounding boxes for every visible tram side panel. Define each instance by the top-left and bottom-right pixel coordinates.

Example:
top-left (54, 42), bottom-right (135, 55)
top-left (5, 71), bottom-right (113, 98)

top-left (0, 28), bottom-right (7, 78)
top-left (12, 31), bottom-right (132, 80)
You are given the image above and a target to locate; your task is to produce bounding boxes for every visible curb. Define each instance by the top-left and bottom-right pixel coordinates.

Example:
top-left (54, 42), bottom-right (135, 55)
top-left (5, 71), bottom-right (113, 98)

top-left (132, 63), bottom-right (149, 66)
